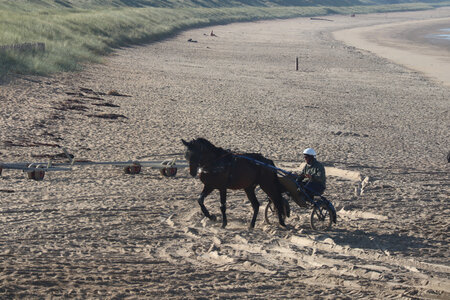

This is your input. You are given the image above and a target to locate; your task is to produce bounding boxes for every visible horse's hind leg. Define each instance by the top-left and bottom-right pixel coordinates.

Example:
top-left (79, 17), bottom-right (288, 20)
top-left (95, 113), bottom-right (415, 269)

top-left (198, 186), bottom-right (216, 221)
top-left (244, 187), bottom-right (260, 229)
top-left (219, 189), bottom-right (227, 228)
top-left (260, 182), bottom-right (286, 227)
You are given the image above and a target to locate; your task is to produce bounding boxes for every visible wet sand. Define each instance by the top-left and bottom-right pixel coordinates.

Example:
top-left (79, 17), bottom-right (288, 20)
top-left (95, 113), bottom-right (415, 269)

top-left (0, 8), bottom-right (449, 299)
top-left (334, 12), bottom-right (450, 86)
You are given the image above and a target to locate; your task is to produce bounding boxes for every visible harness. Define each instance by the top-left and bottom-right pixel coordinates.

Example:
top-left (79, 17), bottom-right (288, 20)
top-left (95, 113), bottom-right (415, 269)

top-left (196, 151), bottom-right (238, 186)
top-left (197, 151), bottom-right (231, 173)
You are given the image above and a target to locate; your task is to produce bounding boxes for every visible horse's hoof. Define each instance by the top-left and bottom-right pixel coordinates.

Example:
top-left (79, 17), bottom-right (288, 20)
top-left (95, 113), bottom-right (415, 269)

top-left (221, 223), bottom-right (227, 229)
top-left (209, 215), bottom-right (217, 221)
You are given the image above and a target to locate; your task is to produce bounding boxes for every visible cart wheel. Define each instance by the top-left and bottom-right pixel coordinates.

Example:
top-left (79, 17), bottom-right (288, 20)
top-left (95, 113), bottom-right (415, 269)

top-left (160, 167), bottom-right (177, 177)
top-left (264, 201), bottom-right (276, 225)
top-left (310, 203), bottom-right (333, 231)
top-left (124, 165), bottom-right (141, 175)
top-left (264, 201), bottom-right (287, 225)
top-left (27, 169), bottom-right (45, 181)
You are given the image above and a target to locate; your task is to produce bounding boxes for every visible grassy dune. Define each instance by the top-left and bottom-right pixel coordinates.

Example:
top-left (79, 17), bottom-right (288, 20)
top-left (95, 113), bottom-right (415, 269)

top-left (0, 0), bottom-right (449, 77)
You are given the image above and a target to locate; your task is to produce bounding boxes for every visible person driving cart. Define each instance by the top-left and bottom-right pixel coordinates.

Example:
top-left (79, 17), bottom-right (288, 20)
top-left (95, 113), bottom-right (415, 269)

top-left (279, 148), bottom-right (326, 207)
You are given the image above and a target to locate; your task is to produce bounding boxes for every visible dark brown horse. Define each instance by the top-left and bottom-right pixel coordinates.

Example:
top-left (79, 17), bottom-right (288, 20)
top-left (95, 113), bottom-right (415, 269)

top-left (182, 138), bottom-right (287, 229)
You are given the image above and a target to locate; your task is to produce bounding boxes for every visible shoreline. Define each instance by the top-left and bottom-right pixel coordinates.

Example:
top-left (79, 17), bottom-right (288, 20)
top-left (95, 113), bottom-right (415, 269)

top-left (333, 15), bottom-right (450, 86)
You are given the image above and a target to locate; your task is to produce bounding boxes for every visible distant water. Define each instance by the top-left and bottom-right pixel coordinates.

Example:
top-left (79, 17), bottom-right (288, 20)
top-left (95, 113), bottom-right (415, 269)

top-left (427, 27), bottom-right (450, 42)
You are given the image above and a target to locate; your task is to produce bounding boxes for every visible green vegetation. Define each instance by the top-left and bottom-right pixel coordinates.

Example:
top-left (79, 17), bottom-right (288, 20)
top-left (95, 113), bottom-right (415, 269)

top-left (1, 0), bottom-right (449, 76)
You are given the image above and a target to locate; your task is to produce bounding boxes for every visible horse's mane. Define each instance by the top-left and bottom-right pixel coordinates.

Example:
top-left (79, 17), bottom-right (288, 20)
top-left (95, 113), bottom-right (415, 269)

top-left (194, 138), bottom-right (229, 156)
top-left (194, 138), bottom-right (274, 165)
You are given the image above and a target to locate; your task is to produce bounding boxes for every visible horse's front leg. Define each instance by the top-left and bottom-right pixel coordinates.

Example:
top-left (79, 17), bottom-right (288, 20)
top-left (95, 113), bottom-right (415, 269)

top-left (219, 189), bottom-right (227, 228)
top-left (198, 186), bottom-right (216, 221)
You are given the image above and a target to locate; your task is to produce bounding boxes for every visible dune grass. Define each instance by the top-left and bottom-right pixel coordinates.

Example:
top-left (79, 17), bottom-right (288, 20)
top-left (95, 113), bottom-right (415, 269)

top-left (0, 1), bottom-right (449, 77)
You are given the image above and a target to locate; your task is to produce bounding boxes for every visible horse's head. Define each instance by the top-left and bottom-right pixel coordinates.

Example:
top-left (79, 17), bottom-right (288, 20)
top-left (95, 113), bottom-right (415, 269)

top-left (182, 138), bottom-right (219, 177)
top-left (182, 139), bottom-right (203, 177)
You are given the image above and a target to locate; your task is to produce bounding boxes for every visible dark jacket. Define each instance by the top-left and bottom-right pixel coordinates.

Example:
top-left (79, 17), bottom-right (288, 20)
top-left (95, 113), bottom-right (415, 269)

top-left (301, 158), bottom-right (326, 189)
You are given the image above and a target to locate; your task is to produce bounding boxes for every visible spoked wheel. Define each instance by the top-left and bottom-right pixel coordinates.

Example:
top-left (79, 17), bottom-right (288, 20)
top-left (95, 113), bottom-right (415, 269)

top-left (310, 203), bottom-right (333, 231)
top-left (264, 201), bottom-right (277, 225)
top-left (160, 167), bottom-right (177, 177)
top-left (264, 199), bottom-right (289, 225)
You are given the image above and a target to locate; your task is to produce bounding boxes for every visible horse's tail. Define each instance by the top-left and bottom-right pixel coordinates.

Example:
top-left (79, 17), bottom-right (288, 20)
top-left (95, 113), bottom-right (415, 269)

top-left (270, 162), bottom-right (290, 218)
top-left (252, 154), bottom-right (290, 219)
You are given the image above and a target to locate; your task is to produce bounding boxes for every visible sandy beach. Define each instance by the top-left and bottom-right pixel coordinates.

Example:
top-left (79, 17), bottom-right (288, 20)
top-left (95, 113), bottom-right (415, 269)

top-left (1, 8), bottom-right (449, 299)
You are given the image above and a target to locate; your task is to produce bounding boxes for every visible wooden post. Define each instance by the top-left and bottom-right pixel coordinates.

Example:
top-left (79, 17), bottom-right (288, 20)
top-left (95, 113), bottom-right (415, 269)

top-left (296, 57), bottom-right (299, 71)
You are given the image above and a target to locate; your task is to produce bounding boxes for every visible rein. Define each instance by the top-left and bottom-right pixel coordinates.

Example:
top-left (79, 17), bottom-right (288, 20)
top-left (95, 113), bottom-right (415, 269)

top-left (233, 154), bottom-right (295, 177)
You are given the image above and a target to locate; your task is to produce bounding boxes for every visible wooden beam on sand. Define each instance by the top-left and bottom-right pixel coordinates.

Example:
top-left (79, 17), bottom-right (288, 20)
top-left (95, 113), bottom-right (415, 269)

top-left (310, 17), bottom-right (334, 22)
